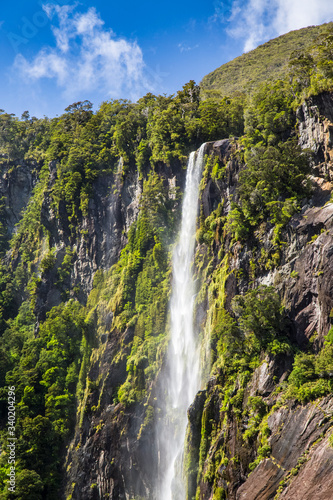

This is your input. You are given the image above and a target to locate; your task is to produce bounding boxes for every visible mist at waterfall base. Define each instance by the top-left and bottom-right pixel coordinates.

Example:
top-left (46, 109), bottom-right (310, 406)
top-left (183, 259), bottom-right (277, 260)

top-left (156, 144), bottom-right (206, 499)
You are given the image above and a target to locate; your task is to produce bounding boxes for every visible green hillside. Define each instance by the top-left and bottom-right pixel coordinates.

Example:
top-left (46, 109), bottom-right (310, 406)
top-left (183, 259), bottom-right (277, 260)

top-left (201, 23), bottom-right (333, 97)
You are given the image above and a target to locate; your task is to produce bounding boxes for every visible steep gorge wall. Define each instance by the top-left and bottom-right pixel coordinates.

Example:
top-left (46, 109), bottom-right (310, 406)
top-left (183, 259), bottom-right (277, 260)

top-left (62, 160), bottom-right (185, 500)
top-left (0, 160), bottom-right (40, 235)
top-left (33, 158), bottom-right (185, 320)
top-left (36, 164), bottom-right (143, 317)
top-left (185, 92), bottom-right (333, 500)
top-left (2, 93), bottom-right (333, 500)
top-left (59, 93), bottom-right (333, 500)
top-left (0, 152), bottom-right (185, 499)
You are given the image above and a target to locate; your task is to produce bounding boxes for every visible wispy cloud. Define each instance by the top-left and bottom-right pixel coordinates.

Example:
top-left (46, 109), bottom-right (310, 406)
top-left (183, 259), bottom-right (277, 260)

top-left (178, 42), bottom-right (199, 53)
top-left (14, 3), bottom-right (152, 101)
top-left (227, 0), bottom-right (274, 52)
top-left (215, 0), bottom-right (333, 52)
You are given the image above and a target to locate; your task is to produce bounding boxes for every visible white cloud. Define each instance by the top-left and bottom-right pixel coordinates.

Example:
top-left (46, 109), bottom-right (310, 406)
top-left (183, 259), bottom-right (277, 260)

top-left (273, 0), bottom-right (333, 35)
top-left (227, 0), bottom-right (275, 52)
top-left (42, 3), bottom-right (77, 52)
top-left (14, 4), bottom-right (152, 102)
top-left (220, 0), bottom-right (333, 52)
top-left (15, 50), bottom-right (68, 84)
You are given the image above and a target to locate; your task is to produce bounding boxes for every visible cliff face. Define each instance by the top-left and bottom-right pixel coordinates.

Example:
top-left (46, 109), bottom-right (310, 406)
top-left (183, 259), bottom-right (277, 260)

top-left (185, 93), bottom-right (333, 500)
top-left (0, 160), bottom-right (40, 236)
top-left (62, 93), bottom-right (333, 500)
top-left (297, 91), bottom-right (333, 178)
top-left (1, 91), bottom-right (333, 500)
top-left (61, 161), bottom-right (185, 500)
top-left (55, 94), bottom-right (333, 500)
top-left (34, 159), bottom-right (184, 321)
top-left (237, 397), bottom-right (333, 500)
top-left (36, 164), bottom-right (143, 317)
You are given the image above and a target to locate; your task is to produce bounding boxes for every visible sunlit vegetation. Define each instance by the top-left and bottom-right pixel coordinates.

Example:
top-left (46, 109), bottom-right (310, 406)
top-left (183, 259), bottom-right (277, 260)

top-left (201, 23), bottom-right (333, 97)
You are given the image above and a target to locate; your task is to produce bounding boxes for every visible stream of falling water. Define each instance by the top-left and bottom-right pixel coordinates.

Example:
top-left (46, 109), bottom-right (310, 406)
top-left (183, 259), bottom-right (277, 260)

top-left (157, 143), bottom-right (206, 500)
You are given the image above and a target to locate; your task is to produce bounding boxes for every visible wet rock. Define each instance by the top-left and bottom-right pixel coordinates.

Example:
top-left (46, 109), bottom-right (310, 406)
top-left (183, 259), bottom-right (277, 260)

top-left (236, 396), bottom-right (333, 500)
top-left (279, 434), bottom-right (333, 500)
top-left (186, 387), bottom-right (207, 498)
top-left (236, 459), bottom-right (283, 500)
top-left (63, 158), bottom-right (185, 499)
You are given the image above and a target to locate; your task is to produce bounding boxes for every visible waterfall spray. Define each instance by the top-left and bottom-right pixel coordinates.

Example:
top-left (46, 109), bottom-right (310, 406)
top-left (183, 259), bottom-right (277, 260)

top-left (157, 143), bottom-right (206, 499)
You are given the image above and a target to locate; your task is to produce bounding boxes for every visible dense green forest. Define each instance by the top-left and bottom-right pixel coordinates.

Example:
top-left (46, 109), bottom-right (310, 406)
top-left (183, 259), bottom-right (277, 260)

top-left (0, 22), bottom-right (333, 500)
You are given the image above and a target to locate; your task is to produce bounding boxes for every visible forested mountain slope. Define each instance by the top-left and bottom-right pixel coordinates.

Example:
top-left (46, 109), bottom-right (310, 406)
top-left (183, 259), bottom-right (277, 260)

top-left (201, 22), bottom-right (333, 98)
top-left (0, 22), bottom-right (333, 500)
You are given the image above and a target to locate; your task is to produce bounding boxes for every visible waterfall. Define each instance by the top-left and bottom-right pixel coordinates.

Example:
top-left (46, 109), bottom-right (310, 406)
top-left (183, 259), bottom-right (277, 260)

top-left (157, 143), bottom-right (206, 500)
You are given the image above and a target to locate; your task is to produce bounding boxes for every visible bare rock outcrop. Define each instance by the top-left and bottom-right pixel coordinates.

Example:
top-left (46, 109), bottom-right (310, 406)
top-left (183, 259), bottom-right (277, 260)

top-left (236, 396), bottom-right (333, 500)
top-left (297, 91), bottom-right (333, 178)
top-left (0, 160), bottom-right (40, 234)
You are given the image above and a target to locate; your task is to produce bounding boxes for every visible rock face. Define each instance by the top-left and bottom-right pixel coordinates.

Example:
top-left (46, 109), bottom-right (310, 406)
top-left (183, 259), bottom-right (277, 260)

top-left (280, 203), bottom-right (333, 349)
top-left (39, 165), bottom-right (143, 304)
top-left (5, 94), bottom-right (333, 500)
top-left (203, 139), bottom-right (241, 217)
top-left (237, 397), bottom-right (333, 500)
top-left (0, 160), bottom-right (40, 235)
top-left (297, 91), bottom-right (333, 178)
top-left (35, 159), bottom-right (184, 320)
top-left (64, 102), bottom-right (333, 499)
top-left (65, 328), bottom-right (158, 500)
top-left (278, 435), bottom-right (333, 500)
top-left (62, 161), bottom-right (185, 500)
top-left (185, 97), bottom-right (333, 500)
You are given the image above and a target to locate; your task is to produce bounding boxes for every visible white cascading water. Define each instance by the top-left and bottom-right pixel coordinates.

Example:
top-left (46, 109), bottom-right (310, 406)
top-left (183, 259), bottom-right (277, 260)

top-left (158, 143), bottom-right (206, 500)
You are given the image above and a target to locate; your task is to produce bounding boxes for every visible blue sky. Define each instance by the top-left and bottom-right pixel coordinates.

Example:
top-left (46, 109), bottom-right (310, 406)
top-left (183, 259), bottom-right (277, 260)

top-left (1, 0), bottom-right (333, 118)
